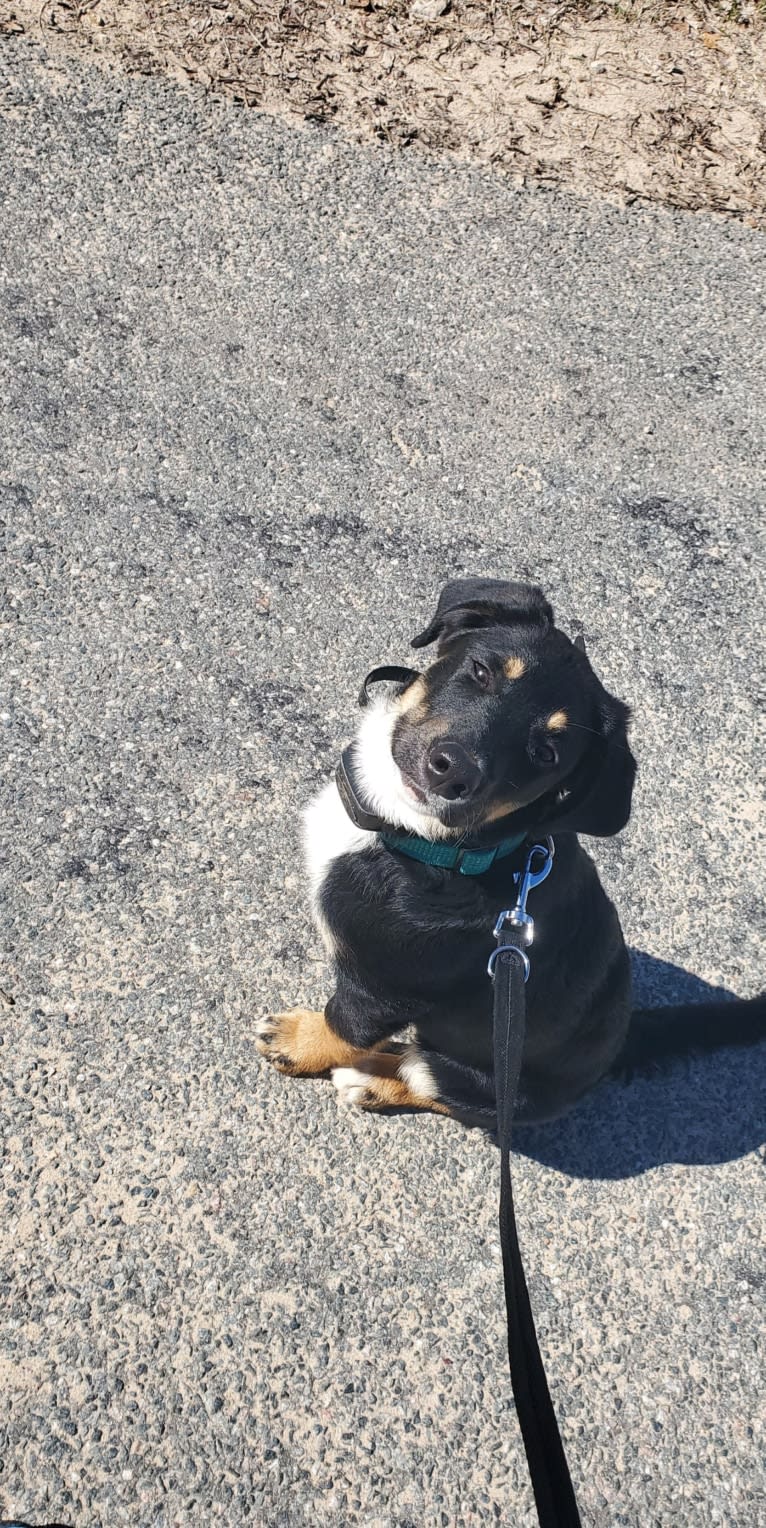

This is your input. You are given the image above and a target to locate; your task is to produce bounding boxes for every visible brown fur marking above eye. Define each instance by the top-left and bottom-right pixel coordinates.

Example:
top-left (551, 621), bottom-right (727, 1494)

top-left (547, 709), bottom-right (568, 732)
top-left (504, 656), bottom-right (526, 680)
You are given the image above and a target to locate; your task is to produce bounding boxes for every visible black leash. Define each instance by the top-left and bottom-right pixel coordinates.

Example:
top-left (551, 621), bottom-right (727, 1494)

top-left (490, 842), bottom-right (582, 1528)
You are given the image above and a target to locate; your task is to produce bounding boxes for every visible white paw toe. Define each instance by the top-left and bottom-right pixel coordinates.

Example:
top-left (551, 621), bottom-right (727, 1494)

top-left (332, 1067), bottom-right (373, 1106)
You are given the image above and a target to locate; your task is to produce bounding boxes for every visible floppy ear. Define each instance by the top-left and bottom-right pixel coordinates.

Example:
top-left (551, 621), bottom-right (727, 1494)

top-left (544, 694), bottom-right (636, 838)
top-left (412, 578), bottom-right (554, 649)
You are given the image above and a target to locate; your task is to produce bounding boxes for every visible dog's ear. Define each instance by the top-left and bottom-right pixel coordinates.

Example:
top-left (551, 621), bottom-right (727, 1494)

top-left (545, 692), bottom-right (636, 838)
top-left (411, 578), bottom-right (554, 649)
top-left (573, 631), bottom-right (587, 655)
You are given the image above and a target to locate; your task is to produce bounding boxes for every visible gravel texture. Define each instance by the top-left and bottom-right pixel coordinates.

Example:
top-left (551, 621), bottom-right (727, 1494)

top-left (0, 33), bottom-right (764, 1528)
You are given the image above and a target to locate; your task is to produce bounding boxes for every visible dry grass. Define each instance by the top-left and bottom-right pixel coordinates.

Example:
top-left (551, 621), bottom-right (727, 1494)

top-left (3, 1), bottom-right (766, 221)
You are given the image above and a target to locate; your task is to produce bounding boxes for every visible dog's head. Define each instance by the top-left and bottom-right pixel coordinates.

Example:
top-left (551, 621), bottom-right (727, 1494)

top-left (353, 578), bottom-right (636, 841)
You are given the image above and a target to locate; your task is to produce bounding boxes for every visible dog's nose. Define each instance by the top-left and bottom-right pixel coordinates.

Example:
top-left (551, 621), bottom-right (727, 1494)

top-left (425, 740), bottom-right (483, 802)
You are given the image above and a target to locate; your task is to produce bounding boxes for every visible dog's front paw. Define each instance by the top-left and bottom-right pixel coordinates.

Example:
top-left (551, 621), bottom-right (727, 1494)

top-left (332, 1066), bottom-right (379, 1109)
top-left (332, 1049), bottom-right (449, 1116)
top-left (255, 1011), bottom-right (304, 1074)
top-left (256, 1008), bottom-right (360, 1076)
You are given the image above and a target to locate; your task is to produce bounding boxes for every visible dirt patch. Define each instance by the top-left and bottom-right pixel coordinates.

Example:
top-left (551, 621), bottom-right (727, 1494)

top-left (3, 2), bottom-right (766, 223)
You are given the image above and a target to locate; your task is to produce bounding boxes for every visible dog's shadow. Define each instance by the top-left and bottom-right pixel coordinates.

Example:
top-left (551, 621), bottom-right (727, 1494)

top-left (516, 951), bottom-right (765, 1180)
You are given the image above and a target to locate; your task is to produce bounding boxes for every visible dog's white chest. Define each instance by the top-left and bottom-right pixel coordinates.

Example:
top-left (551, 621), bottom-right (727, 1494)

top-left (303, 780), bottom-right (370, 897)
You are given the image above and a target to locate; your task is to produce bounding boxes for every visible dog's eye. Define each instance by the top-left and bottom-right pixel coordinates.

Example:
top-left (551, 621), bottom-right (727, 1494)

top-left (471, 660), bottom-right (491, 690)
top-left (530, 739), bottom-right (558, 769)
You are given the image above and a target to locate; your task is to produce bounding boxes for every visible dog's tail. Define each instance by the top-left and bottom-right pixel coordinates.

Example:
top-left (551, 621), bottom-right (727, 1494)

top-left (614, 993), bottom-right (766, 1078)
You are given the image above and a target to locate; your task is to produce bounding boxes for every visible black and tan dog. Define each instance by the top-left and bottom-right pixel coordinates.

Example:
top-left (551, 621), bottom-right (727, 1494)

top-left (257, 578), bottom-right (765, 1124)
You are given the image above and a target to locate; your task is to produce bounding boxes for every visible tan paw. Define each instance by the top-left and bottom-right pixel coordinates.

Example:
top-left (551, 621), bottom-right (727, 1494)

top-left (331, 1065), bottom-right (381, 1109)
top-left (331, 1049), bottom-right (450, 1114)
top-left (255, 1008), bottom-right (360, 1076)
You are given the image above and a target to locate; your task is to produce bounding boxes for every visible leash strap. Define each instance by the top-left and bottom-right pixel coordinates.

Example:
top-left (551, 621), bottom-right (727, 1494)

top-left (491, 849), bottom-right (582, 1528)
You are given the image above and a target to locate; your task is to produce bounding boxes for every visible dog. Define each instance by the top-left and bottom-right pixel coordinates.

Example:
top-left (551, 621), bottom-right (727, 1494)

top-left (257, 578), bottom-right (765, 1125)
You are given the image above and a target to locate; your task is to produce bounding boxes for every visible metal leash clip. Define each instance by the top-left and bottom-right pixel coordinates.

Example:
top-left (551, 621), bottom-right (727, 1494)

top-left (487, 837), bottom-right (555, 981)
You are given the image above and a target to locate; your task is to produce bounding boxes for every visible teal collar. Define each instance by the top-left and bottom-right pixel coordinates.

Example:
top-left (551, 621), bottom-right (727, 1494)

top-left (379, 829), bottom-right (527, 877)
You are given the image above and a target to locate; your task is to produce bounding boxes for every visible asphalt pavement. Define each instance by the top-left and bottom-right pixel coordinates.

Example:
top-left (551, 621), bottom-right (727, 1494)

top-left (0, 33), bottom-right (764, 1528)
